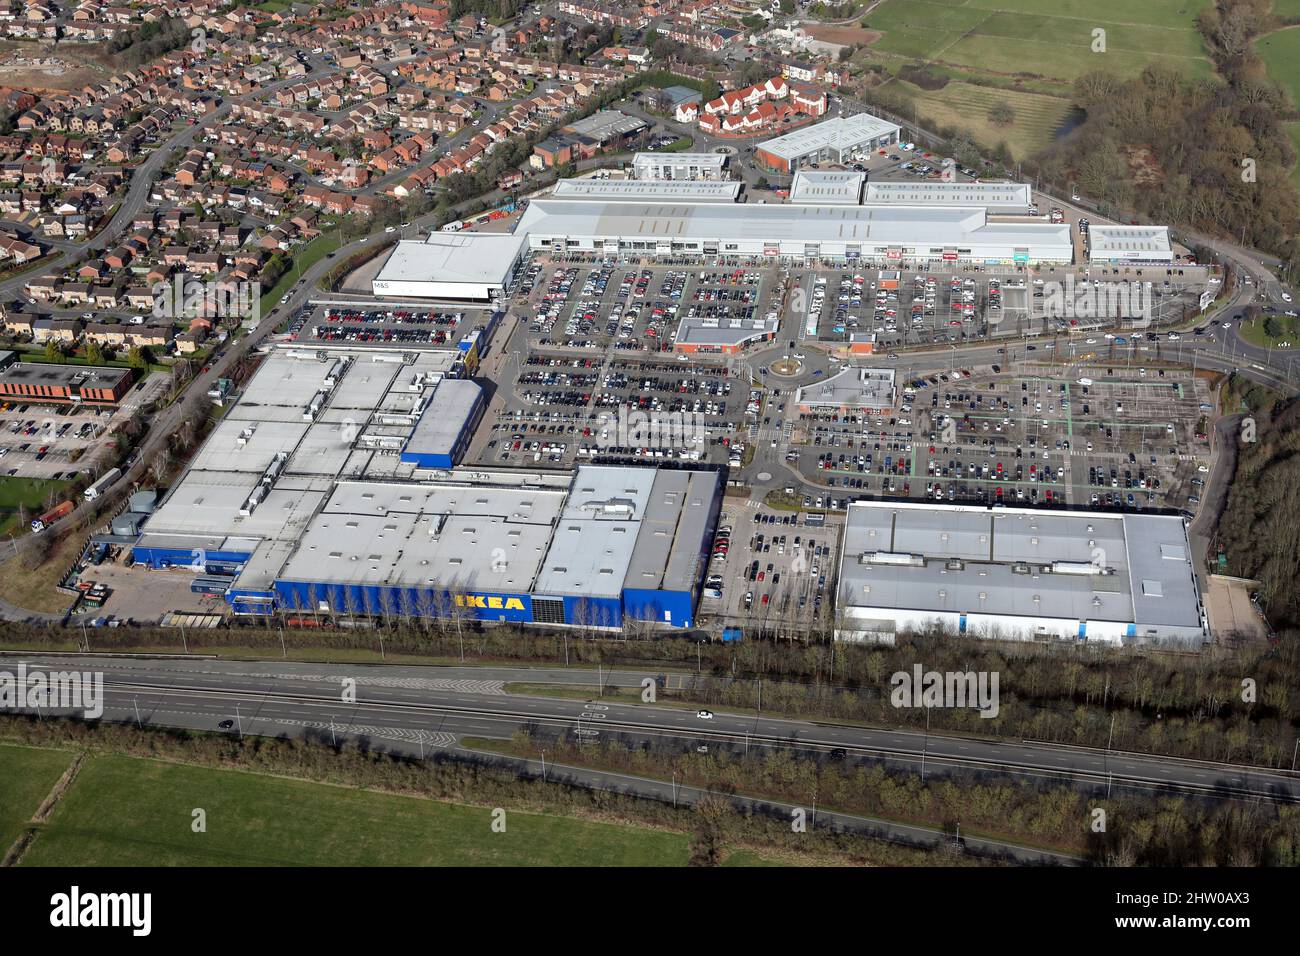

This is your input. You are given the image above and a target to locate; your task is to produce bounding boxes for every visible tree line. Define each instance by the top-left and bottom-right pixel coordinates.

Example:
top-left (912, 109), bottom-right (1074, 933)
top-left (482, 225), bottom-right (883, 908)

top-left (5, 616), bottom-right (1298, 768)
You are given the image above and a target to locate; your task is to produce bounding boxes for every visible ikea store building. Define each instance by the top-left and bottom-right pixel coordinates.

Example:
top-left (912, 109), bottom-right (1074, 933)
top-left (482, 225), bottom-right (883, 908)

top-left (130, 345), bottom-right (721, 630)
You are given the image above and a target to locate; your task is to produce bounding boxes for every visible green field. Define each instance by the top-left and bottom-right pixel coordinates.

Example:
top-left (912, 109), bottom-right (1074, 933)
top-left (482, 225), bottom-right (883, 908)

top-left (20, 753), bottom-right (701, 866)
top-left (1255, 27), bottom-right (1300, 186)
top-left (894, 79), bottom-right (1076, 157)
top-left (0, 744), bottom-right (75, 851)
top-left (0, 476), bottom-right (72, 538)
top-left (869, 0), bottom-right (1212, 82)
top-left (868, 0), bottom-right (1213, 157)
top-left (1257, 26), bottom-right (1300, 109)
top-left (1286, 121), bottom-right (1300, 190)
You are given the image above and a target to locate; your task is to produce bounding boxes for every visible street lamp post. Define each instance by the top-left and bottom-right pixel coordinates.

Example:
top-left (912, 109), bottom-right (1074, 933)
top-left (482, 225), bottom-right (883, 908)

top-left (921, 705), bottom-right (930, 780)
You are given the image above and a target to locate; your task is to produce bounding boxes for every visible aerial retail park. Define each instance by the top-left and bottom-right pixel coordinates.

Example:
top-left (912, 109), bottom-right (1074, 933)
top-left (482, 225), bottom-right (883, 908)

top-left (3, 108), bottom-right (1240, 648)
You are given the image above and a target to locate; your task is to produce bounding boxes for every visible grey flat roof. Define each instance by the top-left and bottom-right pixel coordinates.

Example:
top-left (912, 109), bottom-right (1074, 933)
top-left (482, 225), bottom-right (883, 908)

top-left (797, 367), bottom-right (895, 407)
top-left (676, 313), bottom-right (779, 346)
top-left (516, 198), bottom-right (1073, 252)
top-left (551, 179), bottom-right (741, 202)
top-left (656, 86), bottom-right (702, 106)
top-left (405, 378), bottom-right (482, 461)
top-left (0, 361), bottom-right (132, 388)
top-left (758, 113), bottom-right (900, 160)
top-left (374, 233), bottom-right (527, 287)
top-left (837, 501), bottom-right (1201, 628)
top-left (278, 480), bottom-right (567, 594)
top-left (864, 181), bottom-right (1031, 210)
top-left (625, 469), bottom-right (717, 594)
top-left (565, 109), bottom-right (648, 140)
top-left (1088, 225), bottom-right (1172, 256)
top-left (533, 465), bottom-right (656, 599)
top-left (633, 151), bottom-right (725, 167)
top-left (789, 170), bottom-right (864, 205)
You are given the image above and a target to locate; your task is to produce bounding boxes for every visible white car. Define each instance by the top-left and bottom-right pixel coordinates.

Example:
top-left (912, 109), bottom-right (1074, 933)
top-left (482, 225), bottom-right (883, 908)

top-left (696, 710), bottom-right (714, 720)
top-left (1282, 291), bottom-right (1293, 302)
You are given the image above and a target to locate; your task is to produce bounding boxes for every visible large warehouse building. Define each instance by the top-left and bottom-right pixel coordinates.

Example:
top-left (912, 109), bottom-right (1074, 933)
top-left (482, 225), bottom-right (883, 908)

top-left (370, 164), bottom-right (1173, 300)
top-left (130, 345), bottom-right (721, 630)
top-left (1087, 225), bottom-right (1175, 265)
top-left (550, 178), bottom-right (743, 203)
top-left (788, 169), bottom-right (865, 205)
top-left (835, 501), bottom-right (1209, 647)
top-left (632, 151), bottom-right (729, 181)
top-left (863, 181), bottom-right (1033, 216)
top-left (371, 232), bottom-right (529, 301)
top-left (511, 195), bottom-right (1074, 264)
top-left (755, 113), bottom-right (901, 172)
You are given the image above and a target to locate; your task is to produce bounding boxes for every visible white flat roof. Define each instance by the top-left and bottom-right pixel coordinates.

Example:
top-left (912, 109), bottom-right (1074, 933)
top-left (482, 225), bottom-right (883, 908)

top-left (676, 313), bottom-right (780, 346)
top-left (533, 465), bottom-right (656, 599)
top-left (789, 170), bottom-right (864, 205)
top-left (864, 181), bottom-right (1031, 211)
top-left (551, 179), bottom-right (741, 202)
top-left (516, 198), bottom-right (1072, 252)
top-left (633, 152), bottom-right (727, 167)
top-left (404, 378), bottom-right (482, 461)
top-left (758, 113), bottom-right (900, 160)
top-left (797, 367), bottom-right (895, 407)
top-left (837, 501), bottom-right (1201, 629)
top-left (374, 233), bottom-right (526, 289)
top-left (278, 480), bottom-right (567, 593)
top-left (1088, 225), bottom-right (1173, 257)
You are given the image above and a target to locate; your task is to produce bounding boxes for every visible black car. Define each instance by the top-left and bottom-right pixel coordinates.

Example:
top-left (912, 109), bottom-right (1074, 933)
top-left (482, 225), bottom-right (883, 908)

top-left (828, 748), bottom-right (847, 762)
top-left (218, 719), bottom-right (235, 730)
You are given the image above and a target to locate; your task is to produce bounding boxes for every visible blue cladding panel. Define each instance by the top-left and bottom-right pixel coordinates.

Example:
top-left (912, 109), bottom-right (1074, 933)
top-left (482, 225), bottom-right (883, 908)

top-left (271, 581), bottom-right (535, 623)
top-left (399, 382), bottom-right (483, 469)
top-left (132, 546), bottom-right (252, 570)
top-left (562, 595), bottom-right (623, 629)
top-left (400, 451), bottom-right (455, 469)
top-left (623, 588), bottom-right (694, 629)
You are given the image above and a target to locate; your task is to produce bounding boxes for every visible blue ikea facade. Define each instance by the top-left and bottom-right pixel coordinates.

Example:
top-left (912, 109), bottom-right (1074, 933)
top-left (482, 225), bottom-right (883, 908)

top-left (399, 379), bottom-right (484, 470)
top-left (133, 544), bottom-right (254, 571)
top-left (133, 465), bottom-right (722, 633)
